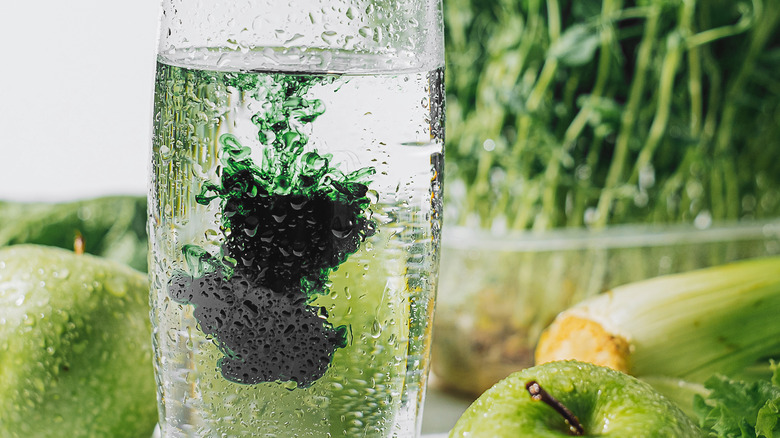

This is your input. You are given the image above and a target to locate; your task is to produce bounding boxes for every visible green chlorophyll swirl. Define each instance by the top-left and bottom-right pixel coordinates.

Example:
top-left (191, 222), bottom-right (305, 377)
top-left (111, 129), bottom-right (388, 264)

top-left (168, 73), bottom-right (377, 388)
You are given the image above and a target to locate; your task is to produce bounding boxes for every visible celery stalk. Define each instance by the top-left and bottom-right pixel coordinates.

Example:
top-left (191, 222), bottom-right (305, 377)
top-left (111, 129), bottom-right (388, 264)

top-left (535, 256), bottom-right (780, 383)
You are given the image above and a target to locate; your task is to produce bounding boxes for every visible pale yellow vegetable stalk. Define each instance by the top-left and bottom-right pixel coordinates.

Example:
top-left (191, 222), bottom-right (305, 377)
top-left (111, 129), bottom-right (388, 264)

top-left (535, 256), bottom-right (780, 383)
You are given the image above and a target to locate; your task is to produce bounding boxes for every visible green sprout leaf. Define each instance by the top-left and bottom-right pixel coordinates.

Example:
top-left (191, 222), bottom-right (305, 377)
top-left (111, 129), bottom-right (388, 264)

top-left (549, 24), bottom-right (600, 66)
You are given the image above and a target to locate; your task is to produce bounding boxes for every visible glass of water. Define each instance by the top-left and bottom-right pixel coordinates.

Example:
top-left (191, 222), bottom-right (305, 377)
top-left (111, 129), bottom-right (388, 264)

top-left (147, 0), bottom-right (444, 436)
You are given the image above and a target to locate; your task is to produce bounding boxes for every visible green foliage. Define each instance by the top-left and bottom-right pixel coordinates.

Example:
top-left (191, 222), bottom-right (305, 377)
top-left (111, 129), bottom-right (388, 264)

top-left (0, 196), bottom-right (148, 272)
top-left (443, 0), bottom-right (780, 230)
top-left (694, 364), bottom-right (780, 438)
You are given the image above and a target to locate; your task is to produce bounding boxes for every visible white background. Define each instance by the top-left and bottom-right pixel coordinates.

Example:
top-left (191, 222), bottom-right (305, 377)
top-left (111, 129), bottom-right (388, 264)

top-left (0, 0), bottom-right (160, 202)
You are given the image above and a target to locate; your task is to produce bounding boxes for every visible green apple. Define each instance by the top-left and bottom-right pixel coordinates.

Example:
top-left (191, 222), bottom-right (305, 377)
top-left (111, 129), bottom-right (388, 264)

top-left (0, 244), bottom-right (157, 438)
top-left (449, 360), bottom-right (703, 437)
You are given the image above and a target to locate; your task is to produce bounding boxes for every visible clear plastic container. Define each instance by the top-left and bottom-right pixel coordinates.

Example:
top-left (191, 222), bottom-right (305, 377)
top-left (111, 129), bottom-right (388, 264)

top-left (431, 220), bottom-right (780, 397)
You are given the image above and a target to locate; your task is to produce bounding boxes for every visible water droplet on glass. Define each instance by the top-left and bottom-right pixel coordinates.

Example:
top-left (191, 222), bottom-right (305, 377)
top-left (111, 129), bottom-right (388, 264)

top-left (370, 319), bottom-right (382, 338)
top-left (217, 53), bottom-right (231, 68)
top-left (320, 30), bottom-right (337, 44)
top-left (358, 26), bottom-right (373, 38)
top-left (159, 145), bottom-right (173, 160)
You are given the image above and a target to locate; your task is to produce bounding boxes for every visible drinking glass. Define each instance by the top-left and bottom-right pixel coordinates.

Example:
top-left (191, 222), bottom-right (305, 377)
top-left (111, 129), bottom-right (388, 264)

top-left (147, 0), bottom-right (445, 436)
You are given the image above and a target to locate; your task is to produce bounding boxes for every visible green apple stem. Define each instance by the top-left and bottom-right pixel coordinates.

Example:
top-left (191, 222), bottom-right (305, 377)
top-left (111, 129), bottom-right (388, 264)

top-left (526, 380), bottom-right (584, 436)
top-left (74, 231), bottom-right (85, 255)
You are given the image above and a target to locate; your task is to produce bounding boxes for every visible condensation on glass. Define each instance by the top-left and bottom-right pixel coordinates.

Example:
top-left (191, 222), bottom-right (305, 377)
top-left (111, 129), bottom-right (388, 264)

top-left (148, 0), bottom-right (444, 436)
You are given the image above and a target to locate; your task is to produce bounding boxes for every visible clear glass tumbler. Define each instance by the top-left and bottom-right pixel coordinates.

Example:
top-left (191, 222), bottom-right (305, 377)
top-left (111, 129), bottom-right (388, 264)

top-left (147, 0), bottom-right (444, 436)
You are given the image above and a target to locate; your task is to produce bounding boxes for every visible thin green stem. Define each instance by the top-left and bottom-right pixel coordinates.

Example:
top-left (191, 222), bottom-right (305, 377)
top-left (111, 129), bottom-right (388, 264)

top-left (713, 0), bottom-right (778, 220)
top-left (494, 0), bottom-right (549, 228)
top-left (628, 34), bottom-right (685, 187)
top-left (510, 180), bottom-right (542, 230)
top-left (537, 0), bottom-right (622, 229)
top-left (685, 0), bottom-right (759, 49)
top-left (684, 0), bottom-right (703, 136)
top-left (715, 0), bottom-right (776, 155)
top-left (538, 110), bottom-right (590, 229)
top-left (473, 0), bottom-right (543, 227)
top-left (461, 2), bottom-right (533, 226)
top-left (593, 0), bottom-right (621, 96)
top-left (652, 4), bottom-right (724, 224)
top-left (594, 7), bottom-right (661, 228)
top-left (546, 0), bottom-right (562, 42)
top-left (698, 32), bottom-right (722, 147)
top-left (710, 162), bottom-right (726, 220)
